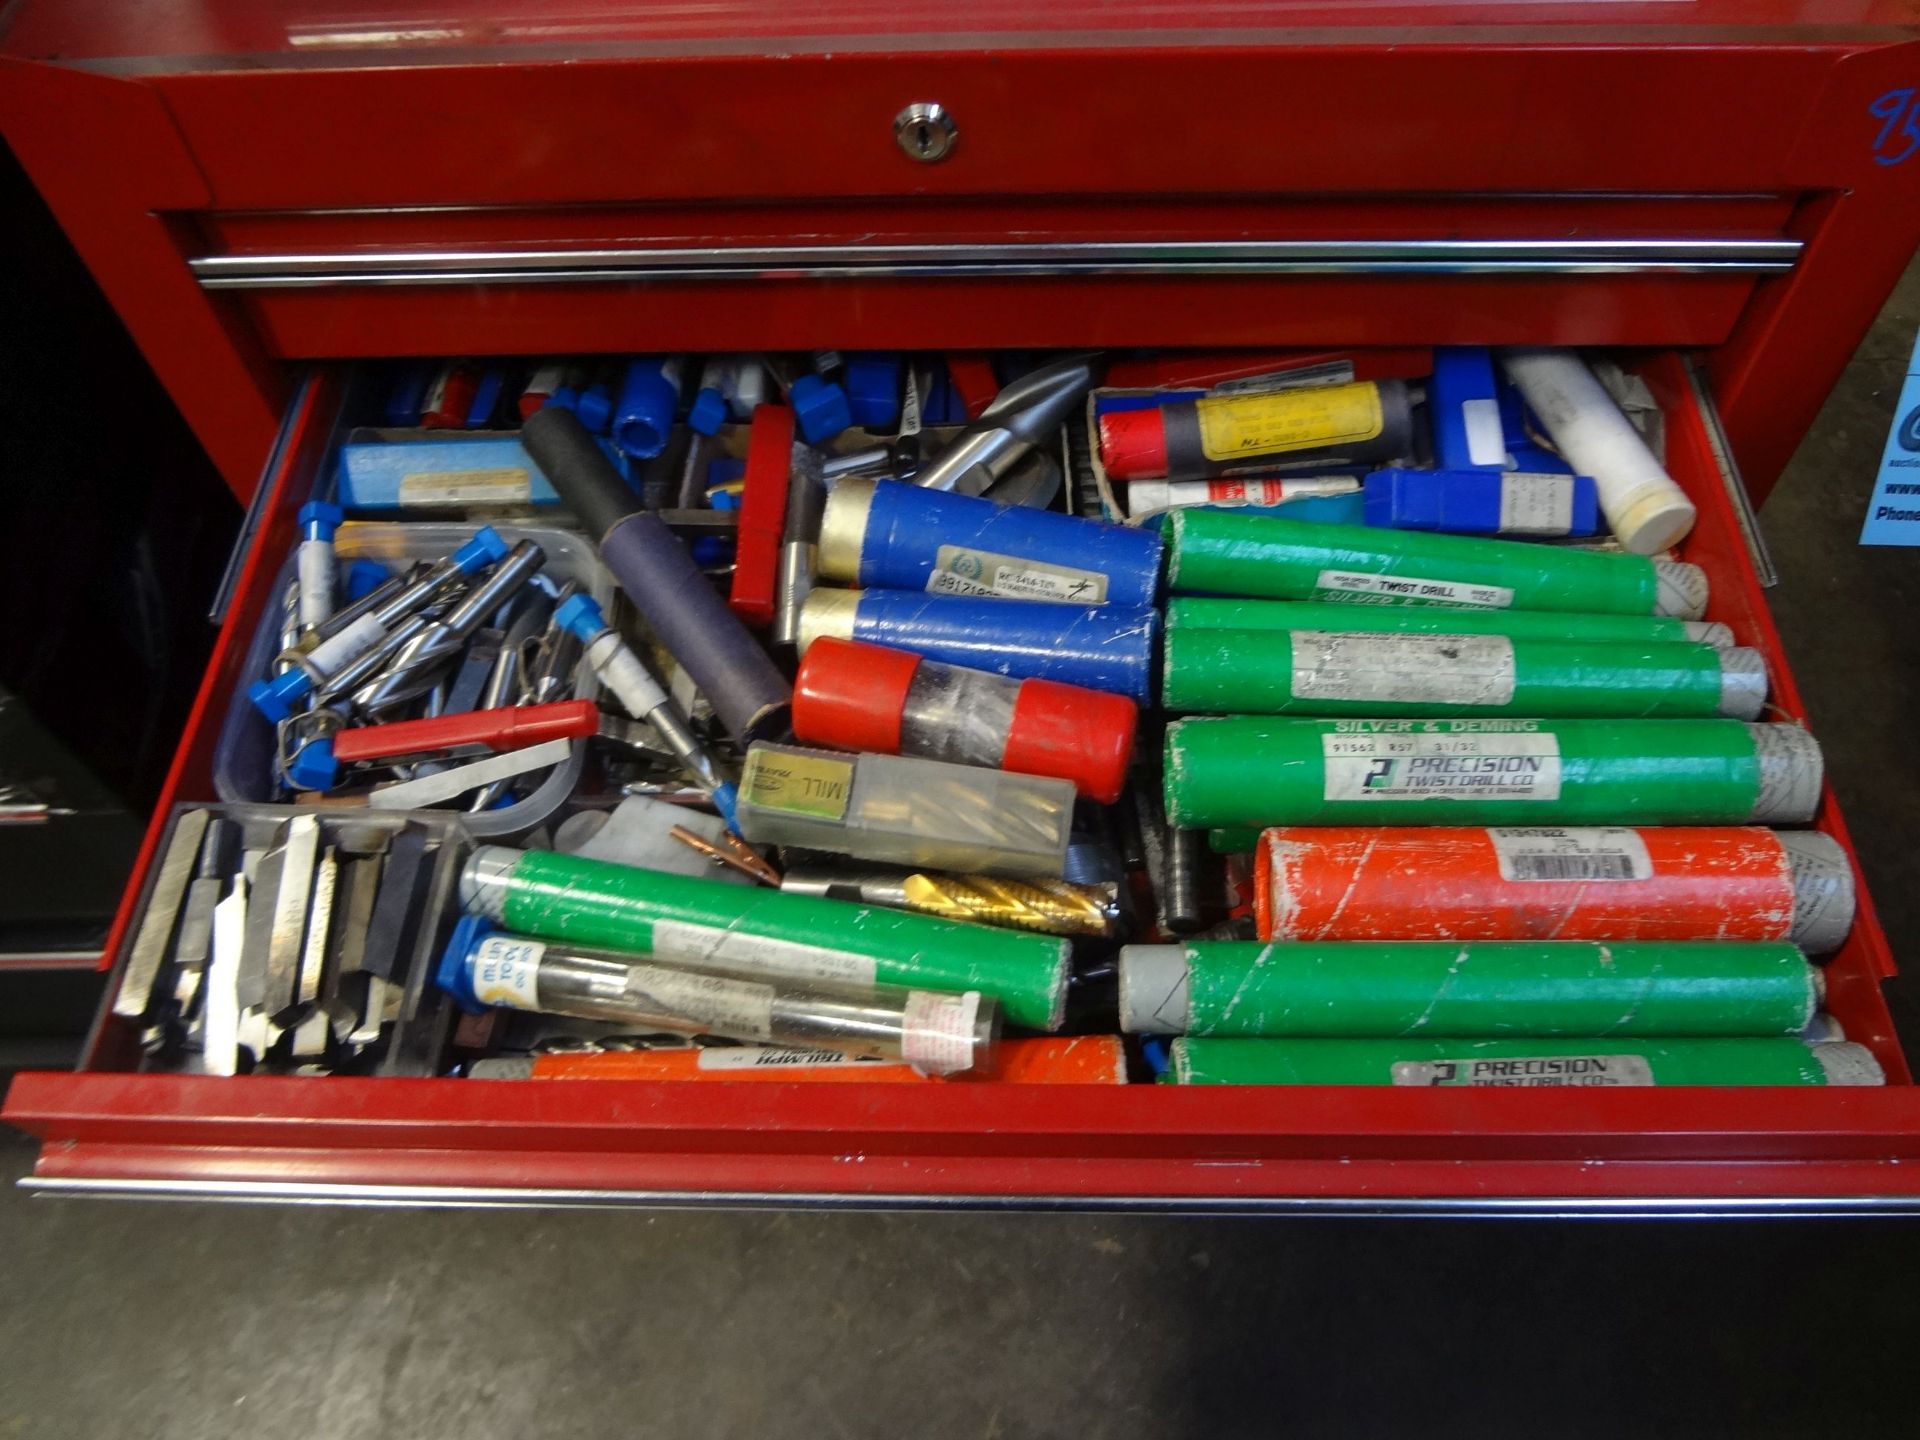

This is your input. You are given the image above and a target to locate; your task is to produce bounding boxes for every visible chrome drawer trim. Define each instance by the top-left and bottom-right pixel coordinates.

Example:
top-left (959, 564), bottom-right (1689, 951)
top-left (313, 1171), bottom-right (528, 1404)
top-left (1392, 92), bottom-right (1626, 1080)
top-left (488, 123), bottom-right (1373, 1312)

top-left (21, 1176), bottom-right (1916, 1217)
top-left (193, 237), bottom-right (1802, 289)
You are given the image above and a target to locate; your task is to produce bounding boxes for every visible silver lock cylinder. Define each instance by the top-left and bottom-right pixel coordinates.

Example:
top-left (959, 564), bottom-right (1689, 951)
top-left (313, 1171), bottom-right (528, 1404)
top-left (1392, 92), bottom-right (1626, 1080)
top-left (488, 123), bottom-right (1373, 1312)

top-left (894, 102), bottom-right (958, 162)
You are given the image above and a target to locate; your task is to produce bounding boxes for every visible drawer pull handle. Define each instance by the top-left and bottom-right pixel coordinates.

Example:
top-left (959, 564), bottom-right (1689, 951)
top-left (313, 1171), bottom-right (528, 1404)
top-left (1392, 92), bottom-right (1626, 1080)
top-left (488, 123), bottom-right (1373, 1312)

top-left (191, 237), bottom-right (1801, 290)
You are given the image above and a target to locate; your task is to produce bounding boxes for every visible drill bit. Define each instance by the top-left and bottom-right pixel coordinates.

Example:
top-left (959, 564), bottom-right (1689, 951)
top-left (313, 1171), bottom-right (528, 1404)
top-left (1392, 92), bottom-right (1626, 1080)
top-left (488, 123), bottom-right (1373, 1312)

top-left (781, 864), bottom-right (1118, 937)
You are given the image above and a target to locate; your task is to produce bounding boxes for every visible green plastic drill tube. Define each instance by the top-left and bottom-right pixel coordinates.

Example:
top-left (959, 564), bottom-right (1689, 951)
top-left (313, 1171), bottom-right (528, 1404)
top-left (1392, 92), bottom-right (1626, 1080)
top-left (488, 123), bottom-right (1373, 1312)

top-left (1161, 628), bottom-right (1766, 719)
top-left (1164, 510), bottom-right (1707, 617)
top-left (1164, 718), bottom-right (1822, 830)
top-left (1119, 939), bottom-right (1819, 1038)
top-left (1167, 1036), bottom-right (1884, 1086)
top-left (461, 846), bottom-right (1072, 1030)
top-left (1207, 828), bottom-right (1263, 853)
top-left (1164, 597), bottom-right (1734, 649)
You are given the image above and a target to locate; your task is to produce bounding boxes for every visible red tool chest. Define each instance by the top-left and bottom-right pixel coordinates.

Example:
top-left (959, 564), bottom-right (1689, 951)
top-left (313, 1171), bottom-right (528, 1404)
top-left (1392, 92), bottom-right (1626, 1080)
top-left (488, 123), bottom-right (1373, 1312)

top-left (5, 1), bottom-right (1920, 1210)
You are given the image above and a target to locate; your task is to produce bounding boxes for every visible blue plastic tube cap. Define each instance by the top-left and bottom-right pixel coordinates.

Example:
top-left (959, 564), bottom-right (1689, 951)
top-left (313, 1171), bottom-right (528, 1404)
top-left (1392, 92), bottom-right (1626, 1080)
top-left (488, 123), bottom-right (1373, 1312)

top-left (345, 559), bottom-right (391, 601)
top-left (687, 388), bottom-right (729, 437)
top-left (553, 592), bottom-right (609, 643)
top-left (436, 914), bottom-right (498, 1015)
top-left (284, 736), bottom-right (339, 793)
top-left (248, 668), bottom-right (314, 724)
top-left (789, 374), bottom-right (853, 444)
top-left (466, 368), bottom-right (506, 428)
top-left (575, 381), bottom-right (616, 435)
top-left (454, 525), bottom-right (512, 574)
top-left (614, 358), bottom-right (684, 459)
top-left (298, 501), bottom-right (344, 541)
top-left (844, 354), bottom-right (904, 429)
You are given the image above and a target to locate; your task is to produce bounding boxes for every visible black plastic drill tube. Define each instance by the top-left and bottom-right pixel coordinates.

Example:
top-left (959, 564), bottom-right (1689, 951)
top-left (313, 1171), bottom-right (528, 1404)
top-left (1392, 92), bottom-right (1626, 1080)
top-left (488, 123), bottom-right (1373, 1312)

top-left (522, 406), bottom-right (792, 743)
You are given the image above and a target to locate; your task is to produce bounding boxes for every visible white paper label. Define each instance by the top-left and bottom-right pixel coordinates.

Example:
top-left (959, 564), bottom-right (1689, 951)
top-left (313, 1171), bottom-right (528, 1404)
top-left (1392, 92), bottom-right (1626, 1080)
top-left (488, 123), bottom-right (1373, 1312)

top-left (593, 635), bottom-right (672, 719)
top-left (398, 468), bottom-right (533, 507)
top-left (308, 612), bottom-right (388, 677)
top-left (1489, 828), bottom-right (1654, 882)
top-left (650, 920), bottom-right (878, 989)
top-left (927, 546), bottom-right (1109, 604)
top-left (1462, 397), bottom-right (1507, 467)
top-left (899, 367), bottom-right (924, 438)
top-left (902, 990), bottom-right (981, 1076)
top-left (1320, 725), bottom-right (1562, 802)
top-left (296, 542), bottom-right (335, 627)
top-left (1314, 569), bottom-right (1514, 609)
top-left (1392, 1054), bottom-right (1655, 1087)
top-left (1498, 473), bottom-right (1578, 536)
top-left (696, 1046), bottom-right (879, 1071)
top-left (1289, 631), bottom-right (1516, 707)
top-left (471, 934), bottom-right (544, 1010)
top-left (625, 965), bottom-right (774, 1041)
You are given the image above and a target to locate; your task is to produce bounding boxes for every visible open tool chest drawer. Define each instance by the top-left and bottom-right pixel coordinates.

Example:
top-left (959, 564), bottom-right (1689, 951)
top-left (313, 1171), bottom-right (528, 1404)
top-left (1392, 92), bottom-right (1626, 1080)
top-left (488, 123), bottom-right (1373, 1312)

top-left (6, 3), bottom-right (1920, 1210)
top-left (6, 347), bottom-right (1914, 1209)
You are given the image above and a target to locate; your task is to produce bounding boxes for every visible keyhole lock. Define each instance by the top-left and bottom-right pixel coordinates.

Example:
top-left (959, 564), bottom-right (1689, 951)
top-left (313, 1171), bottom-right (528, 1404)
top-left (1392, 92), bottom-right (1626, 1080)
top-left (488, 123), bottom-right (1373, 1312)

top-left (894, 102), bottom-right (958, 162)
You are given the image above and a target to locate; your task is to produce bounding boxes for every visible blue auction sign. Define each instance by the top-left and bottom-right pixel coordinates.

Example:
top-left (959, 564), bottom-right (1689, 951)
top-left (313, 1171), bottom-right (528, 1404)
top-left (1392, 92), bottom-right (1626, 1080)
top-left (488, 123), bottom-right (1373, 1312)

top-left (1861, 332), bottom-right (1920, 546)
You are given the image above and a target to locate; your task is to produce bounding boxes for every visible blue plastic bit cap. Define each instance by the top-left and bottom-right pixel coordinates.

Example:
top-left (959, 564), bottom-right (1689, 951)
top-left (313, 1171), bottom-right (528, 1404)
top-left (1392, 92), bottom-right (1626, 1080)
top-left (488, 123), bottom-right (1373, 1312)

top-left (553, 592), bottom-right (609, 642)
top-left (452, 525), bottom-right (512, 574)
top-left (283, 736), bottom-right (339, 794)
top-left (576, 383), bottom-right (615, 434)
top-left (788, 374), bottom-right (853, 445)
top-left (843, 353), bottom-right (904, 429)
top-left (298, 501), bottom-right (344, 539)
top-left (247, 668), bottom-right (314, 724)
top-left (345, 559), bottom-right (390, 602)
top-left (711, 781), bottom-right (741, 834)
top-left (436, 914), bottom-right (498, 1015)
top-left (686, 388), bottom-right (728, 437)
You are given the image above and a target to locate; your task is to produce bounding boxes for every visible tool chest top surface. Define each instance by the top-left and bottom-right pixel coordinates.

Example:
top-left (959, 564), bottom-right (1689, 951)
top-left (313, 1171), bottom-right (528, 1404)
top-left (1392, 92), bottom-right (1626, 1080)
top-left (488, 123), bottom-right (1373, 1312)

top-left (9, 0), bottom-right (1920, 67)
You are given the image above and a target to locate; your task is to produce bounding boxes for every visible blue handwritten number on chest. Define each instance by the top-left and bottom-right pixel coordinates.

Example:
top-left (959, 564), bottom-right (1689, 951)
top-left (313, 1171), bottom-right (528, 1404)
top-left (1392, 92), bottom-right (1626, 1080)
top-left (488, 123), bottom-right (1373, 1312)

top-left (1870, 89), bottom-right (1920, 166)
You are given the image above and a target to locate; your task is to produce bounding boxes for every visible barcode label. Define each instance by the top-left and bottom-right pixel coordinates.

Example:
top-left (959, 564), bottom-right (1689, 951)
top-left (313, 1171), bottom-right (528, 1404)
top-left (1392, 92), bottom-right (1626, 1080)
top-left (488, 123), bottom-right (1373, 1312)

top-left (1489, 828), bottom-right (1654, 883)
top-left (1506, 853), bottom-right (1640, 881)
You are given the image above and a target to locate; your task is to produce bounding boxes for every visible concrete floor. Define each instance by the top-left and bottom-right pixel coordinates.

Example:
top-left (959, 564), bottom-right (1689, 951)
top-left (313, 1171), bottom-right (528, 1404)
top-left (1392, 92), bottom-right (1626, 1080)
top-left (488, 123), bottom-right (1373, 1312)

top-left (6, 271), bottom-right (1920, 1435)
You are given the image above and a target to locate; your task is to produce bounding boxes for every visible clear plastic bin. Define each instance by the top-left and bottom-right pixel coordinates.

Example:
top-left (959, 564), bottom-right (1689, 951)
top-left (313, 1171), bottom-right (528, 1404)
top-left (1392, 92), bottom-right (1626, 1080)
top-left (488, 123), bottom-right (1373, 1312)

top-left (211, 523), bottom-right (617, 839)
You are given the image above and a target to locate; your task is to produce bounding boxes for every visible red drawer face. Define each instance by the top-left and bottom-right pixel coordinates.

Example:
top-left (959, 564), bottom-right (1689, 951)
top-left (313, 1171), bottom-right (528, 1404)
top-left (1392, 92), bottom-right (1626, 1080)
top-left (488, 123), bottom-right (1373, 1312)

top-left (5, 347), bottom-right (1917, 1212)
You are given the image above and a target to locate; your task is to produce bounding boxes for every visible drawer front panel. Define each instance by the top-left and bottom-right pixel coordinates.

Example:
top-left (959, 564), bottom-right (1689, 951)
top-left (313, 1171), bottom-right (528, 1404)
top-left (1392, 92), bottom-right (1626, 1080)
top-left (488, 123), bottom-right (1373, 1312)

top-left (229, 275), bottom-right (1767, 358)
top-left (197, 194), bottom-right (1801, 356)
top-left (148, 47), bottom-right (1850, 210)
